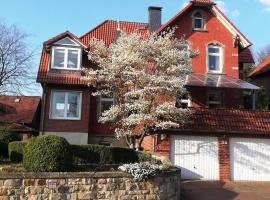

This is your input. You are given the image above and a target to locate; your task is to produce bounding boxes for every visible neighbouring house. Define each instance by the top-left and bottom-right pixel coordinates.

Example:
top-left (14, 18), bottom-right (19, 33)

top-left (249, 54), bottom-right (270, 106)
top-left (36, 0), bottom-right (270, 181)
top-left (0, 96), bottom-right (41, 140)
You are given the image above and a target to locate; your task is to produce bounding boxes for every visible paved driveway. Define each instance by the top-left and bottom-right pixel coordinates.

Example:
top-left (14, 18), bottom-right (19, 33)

top-left (181, 181), bottom-right (270, 200)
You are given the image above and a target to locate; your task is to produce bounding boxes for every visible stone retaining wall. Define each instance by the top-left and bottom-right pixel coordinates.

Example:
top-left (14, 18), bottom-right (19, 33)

top-left (0, 169), bottom-right (181, 200)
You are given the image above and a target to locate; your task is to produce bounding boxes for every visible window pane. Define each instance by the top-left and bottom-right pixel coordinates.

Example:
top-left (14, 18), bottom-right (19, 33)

top-left (51, 92), bottom-right (65, 118)
top-left (209, 55), bottom-right (220, 71)
top-left (101, 101), bottom-right (113, 113)
top-left (67, 92), bottom-right (80, 118)
top-left (194, 12), bottom-right (202, 18)
top-left (67, 49), bottom-right (79, 69)
top-left (209, 93), bottom-right (221, 102)
top-left (53, 48), bottom-right (65, 68)
top-left (208, 47), bottom-right (220, 54)
top-left (194, 18), bottom-right (203, 29)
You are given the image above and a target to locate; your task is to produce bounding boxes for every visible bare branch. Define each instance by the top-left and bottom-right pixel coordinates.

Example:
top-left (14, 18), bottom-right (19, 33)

top-left (0, 21), bottom-right (35, 95)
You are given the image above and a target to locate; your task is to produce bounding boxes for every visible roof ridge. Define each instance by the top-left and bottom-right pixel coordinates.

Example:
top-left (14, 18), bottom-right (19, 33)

top-left (79, 20), bottom-right (109, 39)
top-left (79, 20), bottom-right (148, 39)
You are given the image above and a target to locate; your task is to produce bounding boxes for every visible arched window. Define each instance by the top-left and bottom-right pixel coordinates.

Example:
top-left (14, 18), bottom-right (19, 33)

top-left (193, 12), bottom-right (205, 30)
top-left (208, 44), bottom-right (223, 73)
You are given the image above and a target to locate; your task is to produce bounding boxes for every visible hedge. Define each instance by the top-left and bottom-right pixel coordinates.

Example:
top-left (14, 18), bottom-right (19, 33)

top-left (8, 141), bottom-right (27, 162)
top-left (0, 126), bottom-right (19, 158)
top-left (72, 145), bottom-right (139, 164)
top-left (23, 135), bottom-right (73, 172)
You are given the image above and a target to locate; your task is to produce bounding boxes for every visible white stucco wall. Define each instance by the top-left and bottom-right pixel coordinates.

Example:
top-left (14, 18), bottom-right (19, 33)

top-left (42, 132), bottom-right (88, 145)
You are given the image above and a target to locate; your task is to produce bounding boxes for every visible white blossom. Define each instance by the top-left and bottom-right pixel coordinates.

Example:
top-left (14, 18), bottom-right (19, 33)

top-left (82, 28), bottom-right (197, 146)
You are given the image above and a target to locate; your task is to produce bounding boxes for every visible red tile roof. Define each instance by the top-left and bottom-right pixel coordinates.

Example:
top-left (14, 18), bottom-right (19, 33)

top-left (239, 48), bottom-right (254, 63)
top-left (80, 20), bottom-right (149, 46)
top-left (0, 96), bottom-right (41, 124)
top-left (249, 54), bottom-right (270, 77)
top-left (37, 20), bottom-right (149, 85)
top-left (175, 108), bottom-right (270, 135)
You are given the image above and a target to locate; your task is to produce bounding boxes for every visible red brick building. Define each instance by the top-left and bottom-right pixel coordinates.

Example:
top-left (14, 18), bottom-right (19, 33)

top-left (37, 0), bottom-right (270, 181)
top-left (0, 96), bottom-right (41, 139)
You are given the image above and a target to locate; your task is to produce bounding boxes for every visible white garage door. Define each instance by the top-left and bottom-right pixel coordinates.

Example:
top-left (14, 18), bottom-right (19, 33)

top-left (230, 138), bottom-right (270, 181)
top-left (171, 135), bottom-right (219, 180)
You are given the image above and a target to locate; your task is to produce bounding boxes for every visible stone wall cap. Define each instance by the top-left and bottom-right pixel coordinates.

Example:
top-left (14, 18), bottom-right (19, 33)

top-left (0, 169), bottom-right (180, 179)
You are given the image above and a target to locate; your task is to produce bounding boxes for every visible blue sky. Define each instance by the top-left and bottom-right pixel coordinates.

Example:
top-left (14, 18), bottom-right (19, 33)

top-left (0, 0), bottom-right (270, 95)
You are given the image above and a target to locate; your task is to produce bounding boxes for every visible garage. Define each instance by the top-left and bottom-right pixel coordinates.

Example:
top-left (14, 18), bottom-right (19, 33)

top-left (230, 138), bottom-right (270, 181)
top-left (170, 135), bottom-right (219, 180)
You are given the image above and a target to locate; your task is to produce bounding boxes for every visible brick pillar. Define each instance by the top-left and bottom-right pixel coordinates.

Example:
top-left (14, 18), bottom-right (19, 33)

top-left (218, 136), bottom-right (231, 181)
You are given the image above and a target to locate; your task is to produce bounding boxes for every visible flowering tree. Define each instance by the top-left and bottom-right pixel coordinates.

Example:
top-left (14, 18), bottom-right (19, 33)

top-left (82, 29), bottom-right (197, 148)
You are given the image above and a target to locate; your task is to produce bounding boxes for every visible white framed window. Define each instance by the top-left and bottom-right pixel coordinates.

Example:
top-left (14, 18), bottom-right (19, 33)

top-left (208, 44), bottom-right (223, 73)
top-left (207, 92), bottom-right (223, 109)
top-left (50, 91), bottom-right (82, 120)
top-left (98, 92), bottom-right (115, 117)
top-left (177, 94), bottom-right (192, 109)
top-left (51, 46), bottom-right (81, 70)
top-left (193, 12), bottom-right (205, 30)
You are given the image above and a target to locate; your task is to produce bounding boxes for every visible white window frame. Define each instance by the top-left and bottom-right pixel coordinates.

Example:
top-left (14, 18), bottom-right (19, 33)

top-left (193, 11), bottom-right (206, 30)
top-left (50, 90), bottom-right (82, 120)
top-left (207, 44), bottom-right (223, 74)
top-left (207, 92), bottom-right (223, 108)
top-left (98, 92), bottom-right (116, 118)
top-left (51, 46), bottom-right (81, 70)
top-left (180, 98), bottom-right (192, 108)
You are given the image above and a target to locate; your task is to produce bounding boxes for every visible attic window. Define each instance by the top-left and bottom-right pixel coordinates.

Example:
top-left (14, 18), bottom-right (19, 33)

top-left (193, 12), bottom-right (206, 30)
top-left (51, 47), bottom-right (81, 70)
top-left (50, 37), bottom-right (82, 70)
top-left (14, 98), bottom-right (21, 103)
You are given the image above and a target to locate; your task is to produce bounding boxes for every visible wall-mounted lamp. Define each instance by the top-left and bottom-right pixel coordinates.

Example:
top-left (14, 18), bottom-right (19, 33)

top-left (160, 134), bottom-right (167, 141)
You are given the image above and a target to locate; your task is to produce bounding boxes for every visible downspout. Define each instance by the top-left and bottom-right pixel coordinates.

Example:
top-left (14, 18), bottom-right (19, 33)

top-left (40, 83), bottom-right (47, 135)
top-left (252, 90), bottom-right (256, 111)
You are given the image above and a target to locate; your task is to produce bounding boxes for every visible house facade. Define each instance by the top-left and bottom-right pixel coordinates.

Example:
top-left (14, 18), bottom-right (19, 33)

top-left (37, 0), bottom-right (270, 181)
top-left (0, 96), bottom-right (41, 140)
top-left (249, 54), bottom-right (270, 106)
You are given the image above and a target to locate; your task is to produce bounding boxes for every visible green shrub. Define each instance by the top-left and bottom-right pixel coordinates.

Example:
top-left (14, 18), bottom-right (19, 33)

top-left (109, 147), bottom-right (138, 164)
top-left (0, 126), bottom-right (19, 158)
top-left (72, 145), bottom-right (139, 165)
top-left (138, 151), bottom-right (152, 162)
top-left (23, 135), bottom-right (73, 172)
top-left (8, 141), bottom-right (27, 162)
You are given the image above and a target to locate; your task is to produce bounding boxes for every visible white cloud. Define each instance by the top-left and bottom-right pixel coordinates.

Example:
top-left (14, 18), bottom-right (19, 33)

top-left (231, 9), bottom-right (240, 18)
top-left (214, 0), bottom-right (228, 13)
top-left (259, 0), bottom-right (270, 11)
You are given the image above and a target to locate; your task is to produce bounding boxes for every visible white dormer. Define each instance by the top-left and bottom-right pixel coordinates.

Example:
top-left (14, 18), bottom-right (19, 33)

top-left (50, 37), bottom-right (82, 70)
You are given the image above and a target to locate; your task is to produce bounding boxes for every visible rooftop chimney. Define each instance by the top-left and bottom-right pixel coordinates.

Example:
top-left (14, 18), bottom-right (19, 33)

top-left (148, 6), bottom-right (162, 32)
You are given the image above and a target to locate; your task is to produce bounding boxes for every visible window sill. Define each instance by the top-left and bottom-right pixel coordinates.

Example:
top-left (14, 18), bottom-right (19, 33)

top-left (206, 72), bottom-right (226, 75)
top-left (50, 67), bottom-right (81, 71)
top-left (50, 117), bottom-right (81, 121)
top-left (192, 28), bottom-right (208, 32)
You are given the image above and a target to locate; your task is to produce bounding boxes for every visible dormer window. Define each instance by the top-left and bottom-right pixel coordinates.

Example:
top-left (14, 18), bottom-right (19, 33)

top-left (193, 12), bottom-right (205, 30)
top-left (51, 37), bottom-right (82, 70)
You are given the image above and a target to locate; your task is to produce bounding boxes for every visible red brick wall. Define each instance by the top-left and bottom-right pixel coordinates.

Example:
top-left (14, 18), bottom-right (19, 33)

top-left (173, 6), bottom-right (239, 78)
top-left (42, 84), bottom-right (116, 140)
top-left (154, 134), bottom-right (170, 158)
top-left (42, 84), bottom-right (91, 133)
top-left (141, 135), bottom-right (154, 151)
top-left (88, 95), bottom-right (116, 136)
top-left (218, 136), bottom-right (231, 180)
